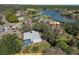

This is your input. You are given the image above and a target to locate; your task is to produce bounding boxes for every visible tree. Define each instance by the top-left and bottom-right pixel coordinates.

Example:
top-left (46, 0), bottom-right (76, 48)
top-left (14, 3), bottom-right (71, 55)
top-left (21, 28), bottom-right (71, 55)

top-left (30, 41), bottom-right (50, 53)
top-left (77, 40), bottom-right (79, 49)
top-left (34, 22), bottom-right (52, 33)
top-left (6, 15), bottom-right (18, 23)
top-left (42, 31), bottom-right (57, 45)
top-left (42, 47), bottom-right (65, 55)
top-left (67, 39), bottom-right (78, 47)
top-left (0, 20), bottom-right (4, 25)
top-left (35, 41), bottom-right (50, 53)
top-left (22, 41), bottom-right (50, 54)
top-left (70, 39), bottom-right (79, 49)
top-left (0, 34), bottom-right (22, 55)
top-left (56, 40), bottom-right (73, 54)
top-left (21, 23), bottom-right (32, 33)
top-left (4, 10), bottom-right (18, 23)
top-left (63, 23), bottom-right (79, 36)
top-left (34, 22), bottom-right (60, 46)
top-left (31, 46), bottom-right (39, 53)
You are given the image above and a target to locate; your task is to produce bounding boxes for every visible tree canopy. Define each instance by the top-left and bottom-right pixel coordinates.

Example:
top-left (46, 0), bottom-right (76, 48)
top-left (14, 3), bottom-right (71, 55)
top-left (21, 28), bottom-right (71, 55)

top-left (4, 10), bottom-right (18, 23)
top-left (0, 34), bottom-right (22, 55)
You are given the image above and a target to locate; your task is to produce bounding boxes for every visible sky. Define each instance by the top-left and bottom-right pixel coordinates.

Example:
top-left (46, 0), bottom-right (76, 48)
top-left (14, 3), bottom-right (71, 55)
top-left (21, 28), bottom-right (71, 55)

top-left (0, 0), bottom-right (79, 5)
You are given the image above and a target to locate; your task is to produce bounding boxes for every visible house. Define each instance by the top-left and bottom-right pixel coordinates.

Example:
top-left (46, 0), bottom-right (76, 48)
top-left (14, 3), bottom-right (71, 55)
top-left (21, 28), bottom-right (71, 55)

top-left (17, 16), bottom-right (25, 22)
top-left (15, 11), bottom-right (25, 17)
top-left (24, 19), bottom-right (32, 25)
top-left (48, 21), bottom-right (60, 28)
top-left (23, 31), bottom-right (42, 47)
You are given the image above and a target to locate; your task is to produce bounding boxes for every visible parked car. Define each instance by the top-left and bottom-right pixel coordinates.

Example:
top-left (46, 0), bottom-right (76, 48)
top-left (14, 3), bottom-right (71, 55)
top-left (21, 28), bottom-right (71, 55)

top-left (11, 26), bottom-right (17, 30)
top-left (4, 27), bottom-right (10, 31)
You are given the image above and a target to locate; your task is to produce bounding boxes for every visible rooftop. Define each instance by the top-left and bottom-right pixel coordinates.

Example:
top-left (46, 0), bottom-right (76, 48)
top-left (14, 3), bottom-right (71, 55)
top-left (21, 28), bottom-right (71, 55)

top-left (23, 31), bottom-right (42, 43)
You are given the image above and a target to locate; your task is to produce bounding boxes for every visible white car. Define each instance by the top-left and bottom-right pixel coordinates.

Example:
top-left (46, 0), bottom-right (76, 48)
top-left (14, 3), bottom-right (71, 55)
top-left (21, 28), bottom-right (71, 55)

top-left (4, 27), bottom-right (10, 31)
top-left (12, 26), bottom-right (17, 29)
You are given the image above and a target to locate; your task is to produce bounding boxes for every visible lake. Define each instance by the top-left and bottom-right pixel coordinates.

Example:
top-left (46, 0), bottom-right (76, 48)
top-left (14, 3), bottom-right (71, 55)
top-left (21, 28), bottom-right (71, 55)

top-left (42, 10), bottom-right (76, 23)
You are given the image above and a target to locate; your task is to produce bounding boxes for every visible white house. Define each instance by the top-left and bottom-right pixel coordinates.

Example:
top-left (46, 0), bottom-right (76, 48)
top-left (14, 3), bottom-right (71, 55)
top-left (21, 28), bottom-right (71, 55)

top-left (17, 16), bottom-right (25, 21)
top-left (23, 31), bottom-right (42, 47)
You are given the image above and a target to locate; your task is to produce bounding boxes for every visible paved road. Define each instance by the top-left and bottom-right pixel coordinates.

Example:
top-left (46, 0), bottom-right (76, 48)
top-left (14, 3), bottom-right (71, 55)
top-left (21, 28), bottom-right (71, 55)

top-left (0, 15), bottom-right (22, 37)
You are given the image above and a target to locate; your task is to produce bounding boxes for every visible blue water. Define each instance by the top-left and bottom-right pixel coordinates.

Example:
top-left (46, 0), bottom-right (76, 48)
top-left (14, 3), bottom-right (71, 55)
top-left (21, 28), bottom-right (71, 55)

top-left (42, 10), bottom-right (76, 23)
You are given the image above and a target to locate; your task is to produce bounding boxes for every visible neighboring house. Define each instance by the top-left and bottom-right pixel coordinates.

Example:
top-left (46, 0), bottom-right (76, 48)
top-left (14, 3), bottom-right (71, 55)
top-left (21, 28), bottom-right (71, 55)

top-left (23, 31), bottom-right (42, 47)
top-left (38, 19), bottom-right (60, 28)
top-left (15, 11), bottom-right (25, 17)
top-left (24, 19), bottom-right (32, 25)
top-left (15, 11), bottom-right (22, 17)
top-left (17, 16), bottom-right (25, 22)
top-left (48, 21), bottom-right (60, 28)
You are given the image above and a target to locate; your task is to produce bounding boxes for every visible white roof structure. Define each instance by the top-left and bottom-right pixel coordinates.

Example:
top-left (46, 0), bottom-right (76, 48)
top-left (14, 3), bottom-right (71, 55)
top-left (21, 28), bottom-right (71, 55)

top-left (23, 31), bottom-right (42, 43)
top-left (18, 17), bottom-right (25, 21)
